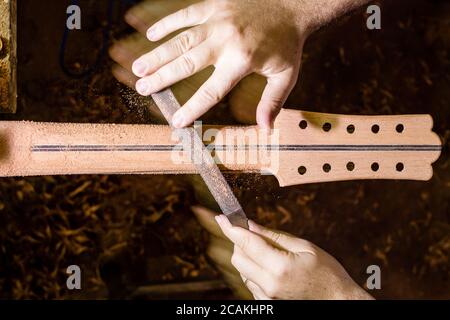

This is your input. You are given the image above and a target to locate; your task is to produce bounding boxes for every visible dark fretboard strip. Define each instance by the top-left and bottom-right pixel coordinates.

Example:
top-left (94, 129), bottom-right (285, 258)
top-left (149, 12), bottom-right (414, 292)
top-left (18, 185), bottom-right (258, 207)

top-left (31, 145), bottom-right (442, 152)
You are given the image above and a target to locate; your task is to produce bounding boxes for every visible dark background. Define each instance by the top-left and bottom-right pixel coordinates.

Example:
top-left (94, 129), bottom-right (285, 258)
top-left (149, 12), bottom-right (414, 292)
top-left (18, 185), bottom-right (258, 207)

top-left (0, 0), bottom-right (448, 299)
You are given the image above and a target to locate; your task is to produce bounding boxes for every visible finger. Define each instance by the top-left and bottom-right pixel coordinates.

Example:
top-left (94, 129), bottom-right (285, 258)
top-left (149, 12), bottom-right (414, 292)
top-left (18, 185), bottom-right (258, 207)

top-left (172, 67), bottom-right (245, 128)
top-left (256, 69), bottom-right (298, 129)
top-left (215, 215), bottom-right (288, 270)
top-left (124, 0), bottom-right (201, 34)
top-left (135, 41), bottom-right (214, 96)
top-left (132, 26), bottom-right (209, 77)
top-left (109, 41), bottom-right (141, 71)
top-left (109, 34), bottom-right (153, 71)
top-left (218, 266), bottom-right (253, 300)
top-left (248, 220), bottom-right (316, 255)
top-left (191, 206), bottom-right (227, 240)
top-left (207, 236), bottom-right (236, 273)
top-left (112, 64), bottom-right (138, 88)
top-left (147, 2), bottom-right (213, 41)
top-left (244, 278), bottom-right (271, 300)
top-left (229, 74), bottom-right (267, 124)
top-left (124, 10), bottom-right (153, 35)
top-left (231, 246), bottom-right (273, 291)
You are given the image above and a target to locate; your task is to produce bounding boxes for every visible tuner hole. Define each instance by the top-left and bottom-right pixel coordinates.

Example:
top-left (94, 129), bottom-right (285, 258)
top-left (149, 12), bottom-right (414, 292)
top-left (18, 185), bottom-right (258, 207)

top-left (371, 162), bottom-right (380, 172)
top-left (346, 162), bottom-right (355, 171)
top-left (322, 123), bottom-right (332, 132)
top-left (323, 163), bottom-right (331, 173)
top-left (298, 166), bottom-right (307, 175)
top-left (372, 125), bottom-right (380, 134)
top-left (396, 162), bottom-right (404, 172)
top-left (396, 124), bottom-right (404, 133)
top-left (347, 125), bottom-right (355, 134)
top-left (299, 120), bottom-right (308, 129)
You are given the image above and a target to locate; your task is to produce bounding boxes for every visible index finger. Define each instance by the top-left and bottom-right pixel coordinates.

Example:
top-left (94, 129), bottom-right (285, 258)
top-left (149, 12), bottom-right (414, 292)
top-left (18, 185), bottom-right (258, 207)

top-left (215, 215), bottom-right (288, 270)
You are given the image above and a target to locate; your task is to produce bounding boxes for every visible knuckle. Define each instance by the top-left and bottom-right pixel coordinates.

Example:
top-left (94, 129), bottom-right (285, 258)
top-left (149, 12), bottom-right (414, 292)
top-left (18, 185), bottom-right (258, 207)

top-left (238, 236), bottom-right (251, 252)
top-left (178, 7), bottom-right (190, 22)
top-left (211, 0), bottom-right (233, 13)
top-left (264, 281), bottom-right (281, 299)
top-left (260, 97), bottom-right (284, 110)
top-left (270, 231), bottom-right (282, 244)
top-left (273, 259), bottom-right (290, 278)
top-left (221, 22), bottom-right (245, 40)
top-left (200, 85), bottom-right (222, 104)
top-left (179, 54), bottom-right (196, 74)
top-left (230, 252), bottom-right (240, 269)
top-left (176, 33), bottom-right (194, 53)
top-left (238, 49), bottom-right (255, 66)
top-left (151, 50), bottom-right (163, 66)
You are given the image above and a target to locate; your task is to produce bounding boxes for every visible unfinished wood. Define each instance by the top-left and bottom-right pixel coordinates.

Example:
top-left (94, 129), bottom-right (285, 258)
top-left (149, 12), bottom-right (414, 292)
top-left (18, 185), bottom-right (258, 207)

top-left (0, 0), bottom-right (17, 113)
top-left (271, 110), bottom-right (442, 186)
top-left (0, 109), bottom-right (442, 186)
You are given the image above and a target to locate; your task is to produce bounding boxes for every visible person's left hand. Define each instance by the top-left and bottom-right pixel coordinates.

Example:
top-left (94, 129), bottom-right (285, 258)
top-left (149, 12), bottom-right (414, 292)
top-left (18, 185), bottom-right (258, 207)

top-left (192, 206), bottom-right (373, 300)
top-left (131, 0), bottom-right (308, 129)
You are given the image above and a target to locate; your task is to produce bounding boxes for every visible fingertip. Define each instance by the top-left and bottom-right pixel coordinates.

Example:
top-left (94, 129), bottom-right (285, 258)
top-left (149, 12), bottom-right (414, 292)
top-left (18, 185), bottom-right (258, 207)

top-left (256, 115), bottom-right (273, 131)
top-left (256, 105), bottom-right (281, 132)
top-left (124, 10), bottom-right (138, 26)
top-left (171, 111), bottom-right (186, 128)
top-left (215, 215), bottom-right (230, 229)
top-left (136, 79), bottom-right (150, 96)
top-left (132, 60), bottom-right (148, 77)
top-left (147, 26), bottom-right (160, 42)
top-left (214, 214), bottom-right (224, 224)
top-left (108, 42), bottom-right (124, 60)
top-left (191, 205), bottom-right (212, 217)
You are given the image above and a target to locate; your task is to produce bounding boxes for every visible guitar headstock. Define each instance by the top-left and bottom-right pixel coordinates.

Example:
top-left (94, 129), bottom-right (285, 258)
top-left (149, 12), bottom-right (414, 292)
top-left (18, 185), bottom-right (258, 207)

top-left (268, 109), bottom-right (442, 187)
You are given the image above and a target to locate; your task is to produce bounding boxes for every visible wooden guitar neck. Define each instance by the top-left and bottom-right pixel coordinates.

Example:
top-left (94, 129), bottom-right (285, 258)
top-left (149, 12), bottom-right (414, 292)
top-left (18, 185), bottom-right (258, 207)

top-left (0, 109), bottom-right (442, 187)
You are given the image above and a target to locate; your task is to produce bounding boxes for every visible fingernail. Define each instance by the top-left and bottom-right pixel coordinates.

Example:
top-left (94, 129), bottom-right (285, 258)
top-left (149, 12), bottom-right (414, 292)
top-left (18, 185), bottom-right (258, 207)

top-left (132, 61), bottom-right (148, 77)
top-left (136, 80), bottom-right (149, 95)
top-left (172, 112), bottom-right (185, 128)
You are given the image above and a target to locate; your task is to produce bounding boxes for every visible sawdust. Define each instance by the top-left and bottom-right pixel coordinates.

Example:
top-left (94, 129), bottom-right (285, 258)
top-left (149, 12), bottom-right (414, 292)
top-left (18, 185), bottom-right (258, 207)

top-left (0, 0), bottom-right (448, 300)
top-left (119, 86), bottom-right (149, 122)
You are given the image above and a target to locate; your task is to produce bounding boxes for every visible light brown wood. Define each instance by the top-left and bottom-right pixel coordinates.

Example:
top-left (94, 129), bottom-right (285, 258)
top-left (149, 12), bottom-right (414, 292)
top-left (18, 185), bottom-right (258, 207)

top-left (270, 110), bottom-right (442, 186)
top-left (0, 109), bottom-right (442, 187)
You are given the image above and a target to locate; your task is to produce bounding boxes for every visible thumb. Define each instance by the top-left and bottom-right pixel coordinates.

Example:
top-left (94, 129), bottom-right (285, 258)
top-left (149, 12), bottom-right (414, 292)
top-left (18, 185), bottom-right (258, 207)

top-left (248, 220), bottom-right (315, 255)
top-left (215, 215), bottom-right (286, 270)
top-left (256, 69), bottom-right (298, 129)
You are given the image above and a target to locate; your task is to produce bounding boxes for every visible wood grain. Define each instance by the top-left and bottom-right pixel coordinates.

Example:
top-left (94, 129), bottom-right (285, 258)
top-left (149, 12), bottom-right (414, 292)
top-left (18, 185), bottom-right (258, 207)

top-left (271, 109), bottom-right (442, 186)
top-left (0, 109), bottom-right (442, 187)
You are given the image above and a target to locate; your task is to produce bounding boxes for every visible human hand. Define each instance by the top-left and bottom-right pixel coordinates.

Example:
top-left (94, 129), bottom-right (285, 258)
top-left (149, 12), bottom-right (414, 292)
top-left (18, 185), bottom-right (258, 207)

top-left (109, 0), bottom-right (266, 124)
top-left (192, 206), bottom-right (253, 299)
top-left (132, 0), bottom-right (310, 129)
top-left (192, 206), bottom-right (373, 300)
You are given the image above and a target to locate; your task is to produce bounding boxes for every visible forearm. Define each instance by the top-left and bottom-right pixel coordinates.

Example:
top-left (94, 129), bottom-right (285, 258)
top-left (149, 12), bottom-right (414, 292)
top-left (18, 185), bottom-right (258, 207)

top-left (287, 0), bottom-right (372, 33)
